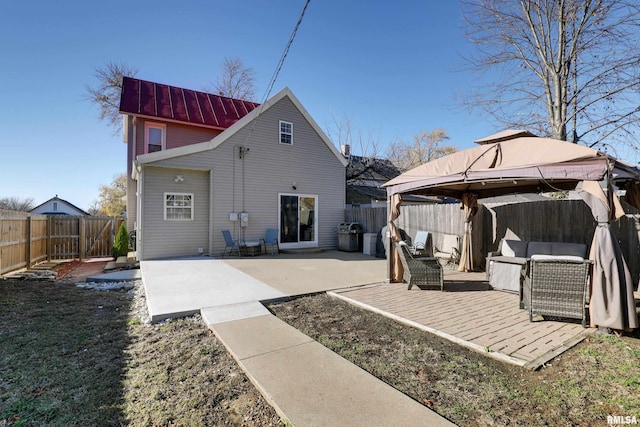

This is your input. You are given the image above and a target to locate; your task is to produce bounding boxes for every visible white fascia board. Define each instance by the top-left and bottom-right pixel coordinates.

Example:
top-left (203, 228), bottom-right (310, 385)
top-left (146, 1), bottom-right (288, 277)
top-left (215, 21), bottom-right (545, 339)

top-left (136, 87), bottom-right (348, 168)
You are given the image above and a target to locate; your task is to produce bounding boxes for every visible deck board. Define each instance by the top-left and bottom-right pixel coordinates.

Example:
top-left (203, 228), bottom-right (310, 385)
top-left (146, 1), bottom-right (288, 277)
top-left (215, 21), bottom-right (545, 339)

top-left (331, 271), bottom-right (590, 369)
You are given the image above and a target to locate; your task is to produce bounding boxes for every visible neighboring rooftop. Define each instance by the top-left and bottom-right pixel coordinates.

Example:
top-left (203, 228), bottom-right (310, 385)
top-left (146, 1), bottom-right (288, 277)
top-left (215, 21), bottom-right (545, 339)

top-left (29, 196), bottom-right (90, 216)
top-left (119, 76), bottom-right (260, 129)
top-left (346, 155), bottom-right (401, 182)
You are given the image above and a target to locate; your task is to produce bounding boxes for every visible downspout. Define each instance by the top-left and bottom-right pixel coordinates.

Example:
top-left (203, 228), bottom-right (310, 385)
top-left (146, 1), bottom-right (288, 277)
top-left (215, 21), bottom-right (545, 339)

top-left (209, 169), bottom-right (214, 257)
top-left (135, 163), bottom-right (143, 261)
top-left (130, 116), bottom-right (137, 231)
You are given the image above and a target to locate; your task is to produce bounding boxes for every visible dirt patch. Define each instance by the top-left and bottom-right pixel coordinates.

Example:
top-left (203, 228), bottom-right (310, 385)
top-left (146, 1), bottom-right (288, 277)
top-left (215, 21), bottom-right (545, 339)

top-left (267, 293), bottom-right (640, 426)
top-left (0, 274), bottom-right (283, 426)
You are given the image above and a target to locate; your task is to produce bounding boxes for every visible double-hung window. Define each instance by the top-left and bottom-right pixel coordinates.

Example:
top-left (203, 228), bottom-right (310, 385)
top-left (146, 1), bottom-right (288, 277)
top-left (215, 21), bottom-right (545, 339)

top-left (164, 193), bottom-right (193, 221)
top-left (279, 120), bottom-right (293, 145)
top-left (145, 122), bottom-right (166, 153)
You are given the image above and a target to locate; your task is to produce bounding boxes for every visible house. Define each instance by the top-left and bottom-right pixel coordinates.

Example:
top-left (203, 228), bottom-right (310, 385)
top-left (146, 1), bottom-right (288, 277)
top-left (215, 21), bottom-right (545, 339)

top-left (119, 76), bottom-right (260, 232)
top-left (120, 78), bottom-right (347, 260)
top-left (29, 196), bottom-right (89, 216)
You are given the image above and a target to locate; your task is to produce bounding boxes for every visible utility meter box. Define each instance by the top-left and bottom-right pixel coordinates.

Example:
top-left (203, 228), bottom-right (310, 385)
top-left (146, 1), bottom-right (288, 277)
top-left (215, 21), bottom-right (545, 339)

top-left (239, 212), bottom-right (249, 227)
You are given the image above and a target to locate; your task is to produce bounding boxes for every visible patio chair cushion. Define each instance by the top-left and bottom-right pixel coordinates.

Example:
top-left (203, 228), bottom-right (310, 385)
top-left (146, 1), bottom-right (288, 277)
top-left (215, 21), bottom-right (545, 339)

top-left (526, 241), bottom-right (553, 257)
top-left (550, 242), bottom-right (587, 258)
top-left (501, 240), bottom-right (528, 258)
top-left (526, 241), bottom-right (587, 259)
top-left (530, 254), bottom-right (585, 262)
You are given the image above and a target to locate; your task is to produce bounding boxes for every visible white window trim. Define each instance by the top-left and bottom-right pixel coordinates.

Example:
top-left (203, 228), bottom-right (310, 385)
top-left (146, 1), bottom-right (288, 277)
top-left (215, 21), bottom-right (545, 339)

top-left (279, 120), bottom-right (293, 145)
top-left (277, 193), bottom-right (318, 249)
top-left (145, 122), bottom-right (166, 154)
top-left (164, 192), bottom-right (194, 221)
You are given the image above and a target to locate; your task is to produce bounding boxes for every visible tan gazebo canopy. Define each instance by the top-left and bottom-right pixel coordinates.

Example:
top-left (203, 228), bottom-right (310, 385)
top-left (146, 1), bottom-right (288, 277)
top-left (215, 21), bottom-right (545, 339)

top-left (383, 131), bottom-right (640, 331)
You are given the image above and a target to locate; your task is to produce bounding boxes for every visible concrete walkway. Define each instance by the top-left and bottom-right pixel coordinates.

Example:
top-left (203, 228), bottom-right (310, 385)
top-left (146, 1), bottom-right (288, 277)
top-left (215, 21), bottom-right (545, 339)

top-left (138, 252), bottom-right (455, 426)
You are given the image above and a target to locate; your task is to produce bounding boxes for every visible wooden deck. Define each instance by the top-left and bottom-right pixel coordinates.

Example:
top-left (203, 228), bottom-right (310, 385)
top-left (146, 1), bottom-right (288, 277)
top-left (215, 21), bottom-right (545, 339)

top-left (330, 270), bottom-right (591, 370)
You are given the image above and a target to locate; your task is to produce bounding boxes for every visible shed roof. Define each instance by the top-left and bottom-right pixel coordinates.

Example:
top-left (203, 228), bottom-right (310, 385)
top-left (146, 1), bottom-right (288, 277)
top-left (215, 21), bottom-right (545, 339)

top-left (119, 77), bottom-right (260, 129)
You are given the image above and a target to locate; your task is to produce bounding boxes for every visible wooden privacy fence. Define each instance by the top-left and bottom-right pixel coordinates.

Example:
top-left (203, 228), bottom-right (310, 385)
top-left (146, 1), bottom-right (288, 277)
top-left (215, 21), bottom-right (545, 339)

top-left (344, 207), bottom-right (387, 233)
top-left (0, 211), bottom-right (124, 275)
top-left (348, 200), bottom-right (640, 284)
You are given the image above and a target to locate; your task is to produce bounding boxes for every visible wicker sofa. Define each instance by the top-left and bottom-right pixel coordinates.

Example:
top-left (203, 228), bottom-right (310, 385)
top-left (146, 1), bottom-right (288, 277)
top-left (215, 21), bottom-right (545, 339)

top-left (486, 239), bottom-right (588, 292)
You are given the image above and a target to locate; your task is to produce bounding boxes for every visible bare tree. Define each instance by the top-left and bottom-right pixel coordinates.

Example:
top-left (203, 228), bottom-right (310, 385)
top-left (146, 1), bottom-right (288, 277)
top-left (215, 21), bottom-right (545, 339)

top-left (325, 113), bottom-right (386, 181)
top-left (212, 57), bottom-right (256, 101)
top-left (325, 113), bottom-right (382, 158)
top-left (0, 197), bottom-right (35, 212)
top-left (387, 129), bottom-right (456, 172)
top-left (85, 61), bottom-right (138, 133)
top-left (461, 0), bottom-right (640, 152)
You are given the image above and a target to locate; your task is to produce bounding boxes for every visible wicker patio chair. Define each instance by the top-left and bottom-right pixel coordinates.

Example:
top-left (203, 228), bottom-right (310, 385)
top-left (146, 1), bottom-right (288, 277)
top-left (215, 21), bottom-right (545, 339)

top-left (397, 241), bottom-right (443, 291)
top-left (522, 258), bottom-right (592, 327)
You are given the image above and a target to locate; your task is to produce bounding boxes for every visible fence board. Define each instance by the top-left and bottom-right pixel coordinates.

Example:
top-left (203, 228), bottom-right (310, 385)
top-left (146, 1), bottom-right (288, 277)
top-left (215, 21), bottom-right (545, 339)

top-left (347, 200), bottom-right (639, 285)
top-left (0, 211), bottom-right (121, 275)
top-left (344, 207), bottom-right (387, 234)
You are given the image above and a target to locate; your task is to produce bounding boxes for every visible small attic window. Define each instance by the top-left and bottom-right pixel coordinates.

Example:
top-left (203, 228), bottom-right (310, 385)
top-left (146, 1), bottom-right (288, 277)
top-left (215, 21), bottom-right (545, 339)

top-left (145, 122), bottom-right (166, 153)
top-left (279, 121), bottom-right (293, 145)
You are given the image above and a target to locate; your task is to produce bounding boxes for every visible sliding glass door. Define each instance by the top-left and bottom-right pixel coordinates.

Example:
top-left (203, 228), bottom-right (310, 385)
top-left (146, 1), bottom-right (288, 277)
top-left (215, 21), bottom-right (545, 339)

top-left (279, 194), bottom-right (317, 248)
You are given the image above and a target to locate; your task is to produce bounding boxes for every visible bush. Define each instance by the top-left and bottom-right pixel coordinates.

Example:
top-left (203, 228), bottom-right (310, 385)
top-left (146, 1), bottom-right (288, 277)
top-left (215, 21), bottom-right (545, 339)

top-left (113, 222), bottom-right (129, 258)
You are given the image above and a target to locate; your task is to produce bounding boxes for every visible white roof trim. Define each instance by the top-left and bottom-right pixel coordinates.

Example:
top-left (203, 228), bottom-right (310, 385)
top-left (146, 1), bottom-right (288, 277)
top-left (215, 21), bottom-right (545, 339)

top-left (135, 87), bottom-right (348, 167)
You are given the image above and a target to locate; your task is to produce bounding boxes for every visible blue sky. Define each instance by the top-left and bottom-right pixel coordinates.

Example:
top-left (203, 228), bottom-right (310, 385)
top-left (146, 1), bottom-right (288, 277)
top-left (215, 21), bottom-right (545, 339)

top-left (1, 1), bottom-right (498, 211)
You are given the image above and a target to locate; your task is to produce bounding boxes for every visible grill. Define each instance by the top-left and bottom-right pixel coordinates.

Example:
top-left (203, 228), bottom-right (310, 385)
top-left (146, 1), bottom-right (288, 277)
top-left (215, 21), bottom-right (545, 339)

top-left (337, 222), bottom-right (363, 252)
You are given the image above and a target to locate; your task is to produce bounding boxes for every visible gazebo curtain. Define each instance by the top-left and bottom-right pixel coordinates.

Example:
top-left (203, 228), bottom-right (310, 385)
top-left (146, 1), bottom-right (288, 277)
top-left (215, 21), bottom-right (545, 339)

top-left (388, 193), bottom-right (403, 283)
top-left (458, 193), bottom-right (478, 272)
top-left (577, 180), bottom-right (639, 331)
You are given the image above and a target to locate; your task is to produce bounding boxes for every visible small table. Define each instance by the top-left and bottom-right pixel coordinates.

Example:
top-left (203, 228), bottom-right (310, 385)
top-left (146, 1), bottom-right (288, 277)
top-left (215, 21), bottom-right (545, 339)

top-left (241, 241), bottom-right (262, 256)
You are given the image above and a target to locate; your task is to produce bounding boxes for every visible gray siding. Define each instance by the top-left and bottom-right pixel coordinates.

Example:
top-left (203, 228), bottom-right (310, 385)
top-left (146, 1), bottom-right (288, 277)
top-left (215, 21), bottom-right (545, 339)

top-left (141, 96), bottom-right (345, 258)
top-left (127, 117), bottom-right (222, 231)
top-left (140, 167), bottom-right (210, 259)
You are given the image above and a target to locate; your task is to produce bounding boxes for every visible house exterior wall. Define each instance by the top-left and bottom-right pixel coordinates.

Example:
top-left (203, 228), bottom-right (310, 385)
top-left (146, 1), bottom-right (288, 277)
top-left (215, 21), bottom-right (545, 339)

top-left (30, 199), bottom-right (87, 215)
top-left (125, 115), bottom-right (223, 231)
top-left (139, 166), bottom-right (210, 259)
top-left (138, 96), bottom-right (345, 259)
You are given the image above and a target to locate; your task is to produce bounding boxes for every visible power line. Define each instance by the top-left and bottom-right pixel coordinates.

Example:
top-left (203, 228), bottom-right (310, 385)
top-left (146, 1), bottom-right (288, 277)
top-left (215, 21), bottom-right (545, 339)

top-left (260, 0), bottom-right (311, 104)
top-left (240, 0), bottom-right (311, 147)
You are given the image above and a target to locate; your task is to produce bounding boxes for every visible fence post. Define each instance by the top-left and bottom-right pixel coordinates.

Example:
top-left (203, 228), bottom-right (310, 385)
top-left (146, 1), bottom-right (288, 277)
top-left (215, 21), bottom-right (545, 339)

top-left (26, 216), bottom-right (32, 268)
top-left (79, 217), bottom-right (85, 260)
top-left (47, 216), bottom-right (52, 261)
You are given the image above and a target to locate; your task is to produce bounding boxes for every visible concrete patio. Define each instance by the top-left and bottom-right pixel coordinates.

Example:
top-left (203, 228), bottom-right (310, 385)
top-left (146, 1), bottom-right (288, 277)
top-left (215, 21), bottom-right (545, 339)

top-left (138, 251), bottom-right (590, 369)
top-left (132, 250), bottom-right (593, 425)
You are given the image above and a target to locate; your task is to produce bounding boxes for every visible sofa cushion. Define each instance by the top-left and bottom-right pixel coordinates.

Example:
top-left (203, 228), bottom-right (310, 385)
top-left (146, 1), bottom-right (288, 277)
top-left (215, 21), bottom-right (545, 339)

top-left (527, 241), bottom-right (553, 257)
top-left (551, 242), bottom-right (587, 258)
top-left (501, 239), bottom-right (528, 258)
top-left (530, 254), bottom-right (586, 262)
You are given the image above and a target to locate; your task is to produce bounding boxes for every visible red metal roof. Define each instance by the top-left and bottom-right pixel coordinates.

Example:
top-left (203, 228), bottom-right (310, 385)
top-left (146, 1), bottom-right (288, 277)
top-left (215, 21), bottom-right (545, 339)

top-left (119, 76), bottom-right (260, 129)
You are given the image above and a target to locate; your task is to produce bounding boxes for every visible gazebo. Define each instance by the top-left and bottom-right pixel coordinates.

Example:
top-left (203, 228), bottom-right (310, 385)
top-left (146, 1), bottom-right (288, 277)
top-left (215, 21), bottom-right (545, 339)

top-left (383, 130), bottom-right (640, 331)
